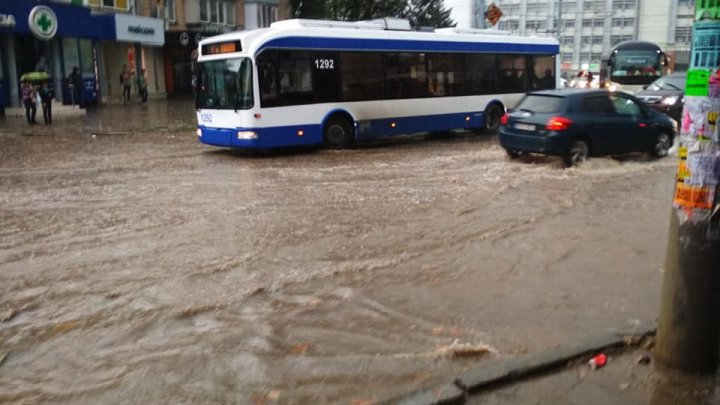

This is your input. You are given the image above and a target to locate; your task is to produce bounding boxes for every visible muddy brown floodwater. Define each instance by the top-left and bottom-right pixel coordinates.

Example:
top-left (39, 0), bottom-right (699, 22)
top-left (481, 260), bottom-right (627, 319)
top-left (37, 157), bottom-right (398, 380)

top-left (0, 103), bottom-right (676, 403)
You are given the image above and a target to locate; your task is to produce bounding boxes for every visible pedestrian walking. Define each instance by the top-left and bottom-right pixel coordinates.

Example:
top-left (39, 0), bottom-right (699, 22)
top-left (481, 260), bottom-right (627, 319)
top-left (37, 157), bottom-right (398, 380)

top-left (39, 80), bottom-right (54, 125)
top-left (20, 79), bottom-right (37, 125)
top-left (120, 64), bottom-right (132, 105)
top-left (67, 67), bottom-right (81, 106)
top-left (137, 67), bottom-right (148, 103)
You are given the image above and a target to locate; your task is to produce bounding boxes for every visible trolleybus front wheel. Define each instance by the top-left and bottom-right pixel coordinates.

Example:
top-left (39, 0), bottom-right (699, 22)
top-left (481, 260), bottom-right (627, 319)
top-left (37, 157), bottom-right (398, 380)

top-left (324, 115), bottom-right (354, 149)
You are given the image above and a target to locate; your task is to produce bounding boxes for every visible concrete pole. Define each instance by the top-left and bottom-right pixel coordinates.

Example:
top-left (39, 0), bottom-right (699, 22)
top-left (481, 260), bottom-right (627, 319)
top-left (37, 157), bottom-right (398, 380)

top-left (655, 214), bottom-right (720, 371)
top-left (654, 13), bottom-right (720, 372)
top-left (4, 35), bottom-right (19, 107)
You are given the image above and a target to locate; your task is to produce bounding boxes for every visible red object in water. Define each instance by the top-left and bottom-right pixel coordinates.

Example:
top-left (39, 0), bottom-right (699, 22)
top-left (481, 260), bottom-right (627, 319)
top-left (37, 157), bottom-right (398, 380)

top-left (588, 353), bottom-right (608, 369)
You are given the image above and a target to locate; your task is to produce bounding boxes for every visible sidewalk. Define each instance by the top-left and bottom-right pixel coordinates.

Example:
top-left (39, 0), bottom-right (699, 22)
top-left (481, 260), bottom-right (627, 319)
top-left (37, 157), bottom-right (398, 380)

top-left (0, 98), bottom-right (196, 136)
top-left (390, 327), bottom-right (720, 405)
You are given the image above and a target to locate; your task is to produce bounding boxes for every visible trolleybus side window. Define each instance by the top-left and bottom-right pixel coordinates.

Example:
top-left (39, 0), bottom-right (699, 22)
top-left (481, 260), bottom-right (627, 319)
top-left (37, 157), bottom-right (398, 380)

top-left (339, 52), bottom-right (385, 102)
top-left (463, 54), bottom-right (498, 95)
top-left (386, 52), bottom-right (429, 99)
top-left (312, 51), bottom-right (340, 103)
top-left (427, 53), bottom-right (464, 97)
top-left (531, 55), bottom-right (556, 90)
top-left (499, 54), bottom-right (528, 93)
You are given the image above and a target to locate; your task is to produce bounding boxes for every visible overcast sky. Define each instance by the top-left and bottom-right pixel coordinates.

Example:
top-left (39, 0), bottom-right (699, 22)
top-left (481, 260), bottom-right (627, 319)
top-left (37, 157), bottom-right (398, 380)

top-left (446, 0), bottom-right (472, 28)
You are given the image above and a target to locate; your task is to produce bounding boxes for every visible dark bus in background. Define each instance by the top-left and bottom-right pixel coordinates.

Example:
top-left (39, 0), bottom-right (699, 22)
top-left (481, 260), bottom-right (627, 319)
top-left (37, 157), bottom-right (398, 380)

top-left (600, 41), bottom-right (669, 93)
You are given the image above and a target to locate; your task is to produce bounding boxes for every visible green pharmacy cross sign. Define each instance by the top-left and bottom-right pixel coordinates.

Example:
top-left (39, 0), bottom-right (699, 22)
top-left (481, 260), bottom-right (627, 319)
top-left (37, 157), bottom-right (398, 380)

top-left (28, 6), bottom-right (58, 41)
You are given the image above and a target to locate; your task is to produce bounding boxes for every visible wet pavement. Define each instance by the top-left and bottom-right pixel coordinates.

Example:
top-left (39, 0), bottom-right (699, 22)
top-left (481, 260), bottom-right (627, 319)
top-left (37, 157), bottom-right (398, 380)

top-left (0, 100), bottom-right (684, 403)
top-left (468, 345), bottom-right (720, 405)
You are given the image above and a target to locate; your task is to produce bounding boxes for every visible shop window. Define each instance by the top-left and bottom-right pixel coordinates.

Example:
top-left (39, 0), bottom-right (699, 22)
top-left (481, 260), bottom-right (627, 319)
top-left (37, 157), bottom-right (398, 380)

top-left (97, 0), bottom-right (128, 9)
top-left (62, 38), bottom-right (80, 77)
top-left (79, 39), bottom-right (94, 76)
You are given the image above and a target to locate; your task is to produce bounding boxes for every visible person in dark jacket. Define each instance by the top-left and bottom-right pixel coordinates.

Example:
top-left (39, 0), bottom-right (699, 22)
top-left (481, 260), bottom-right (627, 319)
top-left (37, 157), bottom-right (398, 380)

top-left (39, 80), bottom-right (54, 125)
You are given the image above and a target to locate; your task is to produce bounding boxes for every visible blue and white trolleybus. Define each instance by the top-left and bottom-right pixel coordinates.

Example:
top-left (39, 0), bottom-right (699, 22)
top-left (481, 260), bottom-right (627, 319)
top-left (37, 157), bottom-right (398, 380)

top-left (195, 18), bottom-right (560, 149)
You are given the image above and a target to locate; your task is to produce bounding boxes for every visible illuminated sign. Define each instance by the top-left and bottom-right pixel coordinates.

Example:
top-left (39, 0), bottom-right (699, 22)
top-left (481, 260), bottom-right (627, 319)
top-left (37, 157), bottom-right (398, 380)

top-left (202, 41), bottom-right (242, 55)
top-left (0, 14), bottom-right (16, 28)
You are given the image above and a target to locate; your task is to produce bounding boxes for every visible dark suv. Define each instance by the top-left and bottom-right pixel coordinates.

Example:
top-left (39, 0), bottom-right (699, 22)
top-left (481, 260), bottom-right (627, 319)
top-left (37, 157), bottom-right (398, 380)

top-left (499, 89), bottom-right (677, 167)
top-left (634, 73), bottom-right (686, 124)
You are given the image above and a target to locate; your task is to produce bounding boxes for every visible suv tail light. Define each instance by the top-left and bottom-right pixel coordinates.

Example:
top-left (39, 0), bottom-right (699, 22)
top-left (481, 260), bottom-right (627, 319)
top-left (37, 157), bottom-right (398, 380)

top-left (545, 116), bottom-right (573, 131)
top-left (500, 113), bottom-right (509, 125)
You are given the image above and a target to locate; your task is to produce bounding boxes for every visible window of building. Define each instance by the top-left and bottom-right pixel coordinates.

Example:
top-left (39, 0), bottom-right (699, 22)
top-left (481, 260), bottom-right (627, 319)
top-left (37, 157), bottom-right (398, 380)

top-left (563, 20), bottom-right (575, 29)
top-left (164, 0), bottom-right (176, 21)
top-left (506, 20), bottom-right (520, 31)
top-left (592, 36), bottom-right (603, 45)
top-left (256, 4), bottom-right (278, 28)
top-left (526, 20), bottom-right (546, 31)
top-left (676, 26), bottom-right (692, 43)
top-left (200, 0), bottom-right (235, 25)
top-left (562, 53), bottom-right (574, 63)
top-left (612, 0), bottom-right (637, 9)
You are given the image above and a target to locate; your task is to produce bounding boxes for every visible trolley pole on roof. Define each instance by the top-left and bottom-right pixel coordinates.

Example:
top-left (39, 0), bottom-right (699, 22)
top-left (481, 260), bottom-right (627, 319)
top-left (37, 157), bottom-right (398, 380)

top-left (655, 9), bottom-right (720, 372)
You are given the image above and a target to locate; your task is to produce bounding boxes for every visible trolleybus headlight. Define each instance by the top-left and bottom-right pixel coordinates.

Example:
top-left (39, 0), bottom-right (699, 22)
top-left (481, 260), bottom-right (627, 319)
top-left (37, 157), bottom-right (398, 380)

top-left (237, 131), bottom-right (258, 140)
top-left (662, 96), bottom-right (679, 106)
top-left (196, 128), bottom-right (202, 137)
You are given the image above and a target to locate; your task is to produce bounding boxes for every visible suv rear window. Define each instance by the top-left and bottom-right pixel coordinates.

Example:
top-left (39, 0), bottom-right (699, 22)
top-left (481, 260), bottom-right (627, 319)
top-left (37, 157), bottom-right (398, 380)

top-left (515, 94), bottom-right (565, 114)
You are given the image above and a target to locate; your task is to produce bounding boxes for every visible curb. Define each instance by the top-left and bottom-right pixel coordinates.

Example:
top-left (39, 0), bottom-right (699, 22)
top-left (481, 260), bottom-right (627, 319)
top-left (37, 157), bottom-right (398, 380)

top-left (383, 322), bottom-right (657, 405)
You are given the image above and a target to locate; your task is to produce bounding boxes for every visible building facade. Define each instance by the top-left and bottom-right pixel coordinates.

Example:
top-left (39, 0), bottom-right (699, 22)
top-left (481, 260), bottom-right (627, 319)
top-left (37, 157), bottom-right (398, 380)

top-left (159, 0), bottom-right (290, 97)
top-left (479, 0), bottom-right (694, 77)
top-left (0, 0), bottom-right (292, 109)
top-left (0, 0), bottom-right (167, 107)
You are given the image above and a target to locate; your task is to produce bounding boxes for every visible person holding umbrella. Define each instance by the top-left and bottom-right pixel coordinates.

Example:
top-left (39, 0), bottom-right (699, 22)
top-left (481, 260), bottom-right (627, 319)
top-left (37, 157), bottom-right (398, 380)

top-left (20, 78), bottom-right (37, 125)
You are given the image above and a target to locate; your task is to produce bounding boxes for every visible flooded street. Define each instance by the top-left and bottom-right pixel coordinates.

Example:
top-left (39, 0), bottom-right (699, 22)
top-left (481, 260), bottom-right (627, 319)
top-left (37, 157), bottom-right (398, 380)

top-left (0, 102), bottom-right (676, 403)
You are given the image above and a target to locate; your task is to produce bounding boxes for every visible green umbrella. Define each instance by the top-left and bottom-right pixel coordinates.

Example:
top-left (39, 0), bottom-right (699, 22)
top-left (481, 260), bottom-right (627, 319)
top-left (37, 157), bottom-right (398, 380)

top-left (20, 71), bottom-right (50, 83)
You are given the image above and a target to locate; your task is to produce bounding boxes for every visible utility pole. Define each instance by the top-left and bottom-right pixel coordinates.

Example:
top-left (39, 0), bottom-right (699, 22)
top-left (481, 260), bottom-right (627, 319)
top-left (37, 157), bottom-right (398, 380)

top-left (655, 10), bottom-right (720, 372)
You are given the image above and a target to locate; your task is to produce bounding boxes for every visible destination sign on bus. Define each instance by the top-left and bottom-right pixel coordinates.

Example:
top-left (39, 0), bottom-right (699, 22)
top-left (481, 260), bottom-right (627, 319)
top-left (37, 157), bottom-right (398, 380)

top-left (202, 41), bottom-right (242, 55)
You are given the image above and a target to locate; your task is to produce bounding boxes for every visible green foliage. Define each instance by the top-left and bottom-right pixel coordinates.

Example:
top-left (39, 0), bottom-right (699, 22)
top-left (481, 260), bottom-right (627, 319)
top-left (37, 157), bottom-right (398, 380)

top-left (315, 0), bottom-right (456, 28)
top-left (327, 0), bottom-right (408, 21)
top-left (290, 0), bottom-right (328, 19)
top-left (405, 0), bottom-right (455, 28)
